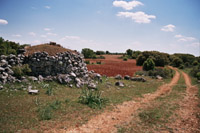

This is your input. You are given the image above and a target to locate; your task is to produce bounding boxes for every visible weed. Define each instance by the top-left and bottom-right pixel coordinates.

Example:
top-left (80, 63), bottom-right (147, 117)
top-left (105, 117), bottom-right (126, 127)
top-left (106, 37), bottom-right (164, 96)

top-left (79, 89), bottom-right (107, 109)
top-left (39, 100), bottom-right (61, 120)
top-left (45, 86), bottom-right (53, 96)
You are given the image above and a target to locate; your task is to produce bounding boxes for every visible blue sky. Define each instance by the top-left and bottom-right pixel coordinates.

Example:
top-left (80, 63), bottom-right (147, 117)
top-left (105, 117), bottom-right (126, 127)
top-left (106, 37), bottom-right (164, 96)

top-left (0, 0), bottom-right (200, 56)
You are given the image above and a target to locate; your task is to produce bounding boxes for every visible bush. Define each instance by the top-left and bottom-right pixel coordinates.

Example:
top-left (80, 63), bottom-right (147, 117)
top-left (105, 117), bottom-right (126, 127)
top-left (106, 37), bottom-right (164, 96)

top-left (134, 71), bottom-right (148, 76)
top-left (197, 72), bottom-right (200, 80)
top-left (190, 65), bottom-right (200, 78)
top-left (12, 66), bottom-right (23, 78)
top-left (81, 48), bottom-right (96, 59)
top-left (12, 64), bottom-right (32, 78)
top-left (192, 60), bottom-right (199, 66)
top-left (143, 58), bottom-right (155, 71)
top-left (126, 49), bottom-right (133, 57)
top-left (148, 67), bottom-right (173, 78)
top-left (179, 64), bottom-right (184, 69)
top-left (85, 60), bottom-right (90, 64)
top-left (79, 89), bottom-right (107, 109)
top-left (123, 57), bottom-right (128, 61)
top-left (96, 61), bottom-right (101, 64)
top-left (171, 57), bottom-right (183, 67)
top-left (22, 64), bottom-right (32, 74)
top-left (98, 55), bottom-right (105, 59)
top-left (96, 51), bottom-right (105, 55)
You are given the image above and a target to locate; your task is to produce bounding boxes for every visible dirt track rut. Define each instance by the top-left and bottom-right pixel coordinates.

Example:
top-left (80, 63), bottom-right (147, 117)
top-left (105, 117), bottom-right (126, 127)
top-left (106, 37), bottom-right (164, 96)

top-left (66, 67), bottom-right (180, 133)
top-left (167, 72), bottom-right (200, 133)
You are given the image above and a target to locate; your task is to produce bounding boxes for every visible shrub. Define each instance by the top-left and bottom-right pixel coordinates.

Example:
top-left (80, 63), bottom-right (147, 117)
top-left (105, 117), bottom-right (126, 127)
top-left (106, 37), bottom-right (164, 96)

top-left (12, 66), bottom-right (23, 78)
top-left (192, 60), bottom-right (199, 66)
top-left (148, 67), bottom-right (173, 78)
top-left (12, 64), bottom-right (32, 78)
top-left (197, 72), bottom-right (200, 80)
top-left (143, 58), bottom-right (155, 71)
top-left (8, 49), bottom-right (17, 55)
top-left (79, 89), bottom-right (107, 109)
top-left (123, 57), bottom-right (128, 61)
top-left (81, 48), bottom-right (96, 59)
top-left (190, 65), bottom-right (200, 78)
top-left (126, 49), bottom-right (133, 57)
top-left (135, 71), bottom-right (148, 76)
top-left (85, 60), bottom-right (90, 64)
top-left (22, 64), bottom-right (32, 74)
top-left (98, 55), bottom-right (105, 59)
top-left (96, 61), bottom-right (101, 64)
top-left (96, 51), bottom-right (105, 55)
top-left (171, 57), bottom-right (183, 67)
top-left (179, 64), bottom-right (184, 69)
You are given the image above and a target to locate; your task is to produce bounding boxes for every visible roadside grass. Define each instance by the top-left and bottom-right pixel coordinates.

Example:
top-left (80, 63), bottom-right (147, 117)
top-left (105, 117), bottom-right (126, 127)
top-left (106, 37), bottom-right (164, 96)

top-left (0, 76), bottom-right (169, 132)
top-left (116, 72), bottom-right (186, 133)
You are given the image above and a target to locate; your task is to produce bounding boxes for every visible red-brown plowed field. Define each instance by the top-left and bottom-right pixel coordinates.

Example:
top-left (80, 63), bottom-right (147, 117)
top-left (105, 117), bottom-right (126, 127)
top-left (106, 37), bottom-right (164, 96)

top-left (86, 55), bottom-right (142, 77)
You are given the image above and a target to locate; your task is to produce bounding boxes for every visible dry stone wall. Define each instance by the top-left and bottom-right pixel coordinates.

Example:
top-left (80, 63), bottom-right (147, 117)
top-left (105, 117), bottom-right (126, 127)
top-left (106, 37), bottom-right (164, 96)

top-left (0, 51), bottom-right (101, 89)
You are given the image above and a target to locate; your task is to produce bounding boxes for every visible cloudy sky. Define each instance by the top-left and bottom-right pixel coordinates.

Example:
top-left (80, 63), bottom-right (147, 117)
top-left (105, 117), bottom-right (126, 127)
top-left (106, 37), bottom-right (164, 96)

top-left (0, 0), bottom-right (200, 56)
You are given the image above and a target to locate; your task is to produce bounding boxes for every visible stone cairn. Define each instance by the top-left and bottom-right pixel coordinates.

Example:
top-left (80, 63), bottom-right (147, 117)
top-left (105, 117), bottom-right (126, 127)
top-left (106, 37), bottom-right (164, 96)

top-left (0, 50), bottom-right (101, 89)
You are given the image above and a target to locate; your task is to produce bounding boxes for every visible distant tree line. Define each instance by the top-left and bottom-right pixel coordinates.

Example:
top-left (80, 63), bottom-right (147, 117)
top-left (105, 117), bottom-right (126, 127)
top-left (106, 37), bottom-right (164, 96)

top-left (0, 37), bottom-right (29, 55)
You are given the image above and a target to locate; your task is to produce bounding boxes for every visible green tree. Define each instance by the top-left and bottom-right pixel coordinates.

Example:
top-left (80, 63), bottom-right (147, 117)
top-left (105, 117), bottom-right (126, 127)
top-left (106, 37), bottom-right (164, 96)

top-left (81, 48), bottom-right (96, 59)
top-left (143, 58), bottom-right (155, 71)
top-left (126, 49), bottom-right (133, 57)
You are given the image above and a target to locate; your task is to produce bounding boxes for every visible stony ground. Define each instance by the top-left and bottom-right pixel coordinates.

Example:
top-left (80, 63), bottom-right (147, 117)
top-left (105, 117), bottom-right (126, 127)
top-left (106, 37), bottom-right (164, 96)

top-left (64, 68), bottom-right (199, 133)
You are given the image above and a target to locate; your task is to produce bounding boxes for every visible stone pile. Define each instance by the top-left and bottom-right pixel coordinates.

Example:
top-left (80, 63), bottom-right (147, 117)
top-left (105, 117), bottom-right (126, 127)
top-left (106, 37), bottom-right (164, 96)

top-left (0, 54), bottom-right (25, 84)
top-left (0, 51), bottom-right (100, 89)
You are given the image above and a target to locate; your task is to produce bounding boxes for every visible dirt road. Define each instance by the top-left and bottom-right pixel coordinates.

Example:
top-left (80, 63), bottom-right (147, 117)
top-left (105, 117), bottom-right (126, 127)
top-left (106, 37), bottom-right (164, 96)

top-left (167, 72), bottom-right (200, 133)
top-left (67, 67), bottom-right (180, 133)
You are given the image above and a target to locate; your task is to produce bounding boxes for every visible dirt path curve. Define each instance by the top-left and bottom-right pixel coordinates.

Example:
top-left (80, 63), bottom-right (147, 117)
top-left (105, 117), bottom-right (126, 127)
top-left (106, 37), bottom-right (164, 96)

top-left (66, 67), bottom-right (180, 133)
top-left (167, 72), bottom-right (200, 133)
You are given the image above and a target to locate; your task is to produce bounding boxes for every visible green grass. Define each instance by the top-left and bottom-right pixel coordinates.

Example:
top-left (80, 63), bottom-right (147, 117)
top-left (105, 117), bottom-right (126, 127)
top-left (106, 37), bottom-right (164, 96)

top-left (116, 72), bottom-right (186, 133)
top-left (0, 76), bottom-right (169, 132)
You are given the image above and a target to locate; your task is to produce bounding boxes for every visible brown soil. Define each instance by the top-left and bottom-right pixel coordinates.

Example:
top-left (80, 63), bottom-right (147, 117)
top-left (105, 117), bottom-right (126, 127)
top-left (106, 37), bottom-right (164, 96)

top-left (166, 72), bottom-right (200, 133)
top-left (86, 55), bottom-right (142, 77)
top-left (25, 44), bottom-right (76, 56)
top-left (66, 67), bottom-right (180, 133)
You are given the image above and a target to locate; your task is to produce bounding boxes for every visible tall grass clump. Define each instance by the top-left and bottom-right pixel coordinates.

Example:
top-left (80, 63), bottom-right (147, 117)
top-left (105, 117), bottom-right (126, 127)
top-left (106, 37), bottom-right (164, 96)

top-left (79, 89), bottom-right (107, 109)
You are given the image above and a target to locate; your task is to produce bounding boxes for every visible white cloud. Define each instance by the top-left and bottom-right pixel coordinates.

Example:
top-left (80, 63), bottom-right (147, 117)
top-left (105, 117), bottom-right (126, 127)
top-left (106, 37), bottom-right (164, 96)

top-left (29, 32), bottom-right (36, 36)
top-left (113, 0), bottom-right (143, 10)
top-left (174, 34), bottom-right (183, 38)
top-left (12, 34), bottom-right (21, 37)
top-left (174, 34), bottom-right (196, 42)
top-left (63, 36), bottom-right (80, 40)
top-left (44, 28), bottom-right (51, 31)
top-left (117, 11), bottom-right (156, 23)
top-left (47, 32), bottom-right (57, 36)
top-left (45, 6), bottom-right (51, 9)
top-left (41, 35), bottom-right (47, 38)
top-left (161, 24), bottom-right (175, 32)
top-left (0, 19), bottom-right (8, 25)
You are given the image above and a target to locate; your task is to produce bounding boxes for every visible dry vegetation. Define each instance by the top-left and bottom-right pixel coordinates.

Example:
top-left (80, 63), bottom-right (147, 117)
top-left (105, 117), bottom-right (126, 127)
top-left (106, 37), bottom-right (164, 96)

top-left (25, 44), bottom-right (76, 56)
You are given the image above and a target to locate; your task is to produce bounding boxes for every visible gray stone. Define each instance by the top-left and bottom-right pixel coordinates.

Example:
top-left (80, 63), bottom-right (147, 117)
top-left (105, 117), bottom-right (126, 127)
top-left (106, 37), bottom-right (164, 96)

top-left (115, 74), bottom-right (122, 80)
top-left (131, 77), bottom-right (146, 82)
top-left (156, 75), bottom-right (163, 80)
top-left (0, 86), bottom-right (3, 90)
top-left (124, 75), bottom-right (130, 80)
top-left (88, 83), bottom-right (97, 89)
top-left (38, 75), bottom-right (44, 81)
top-left (115, 81), bottom-right (124, 87)
top-left (28, 76), bottom-right (38, 81)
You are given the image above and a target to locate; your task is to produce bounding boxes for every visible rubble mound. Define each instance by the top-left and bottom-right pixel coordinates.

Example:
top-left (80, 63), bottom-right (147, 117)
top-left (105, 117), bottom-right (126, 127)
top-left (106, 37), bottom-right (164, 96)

top-left (25, 43), bottom-right (76, 56)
